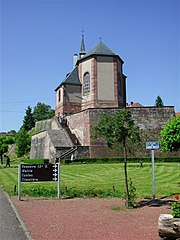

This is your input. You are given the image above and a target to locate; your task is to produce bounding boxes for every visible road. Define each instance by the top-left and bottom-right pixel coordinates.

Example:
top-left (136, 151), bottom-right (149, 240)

top-left (0, 188), bottom-right (29, 240)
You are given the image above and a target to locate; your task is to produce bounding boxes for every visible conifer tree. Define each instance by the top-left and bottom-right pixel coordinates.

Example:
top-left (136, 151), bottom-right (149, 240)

top-left (155, 95), bottom-right (164, 107)
top-left (23, 106), bottom-right (35, 131)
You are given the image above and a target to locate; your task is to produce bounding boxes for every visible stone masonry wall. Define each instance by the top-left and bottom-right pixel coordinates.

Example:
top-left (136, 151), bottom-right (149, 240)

top-left (30, 118), bottom-right (74, 162)
top-left (30, 131), bottom-right (53, 160)
top-left (67, 106), bottom-right (175, 157)
top-left (66, 109), bottom-right (90, 146)
top-left (31, 107), bottom-right (177, 160)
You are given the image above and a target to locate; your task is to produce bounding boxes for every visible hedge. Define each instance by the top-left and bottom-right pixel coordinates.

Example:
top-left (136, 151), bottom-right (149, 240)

top-left (62, 156), bottom-right (180, 165)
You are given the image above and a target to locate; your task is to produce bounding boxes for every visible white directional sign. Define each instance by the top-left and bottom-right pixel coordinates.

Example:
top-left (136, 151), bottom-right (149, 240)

top-left (146, 141), bottom-right (159, 150)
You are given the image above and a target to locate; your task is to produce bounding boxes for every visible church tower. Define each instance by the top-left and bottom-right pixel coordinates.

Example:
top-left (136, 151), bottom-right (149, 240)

top-left (77, 40), bottom-right (126, 110)
top-left (55, 35), bottom-right (126, 118)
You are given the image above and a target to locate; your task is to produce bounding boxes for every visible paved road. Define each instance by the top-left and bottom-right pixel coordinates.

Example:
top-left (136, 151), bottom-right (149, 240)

top-left (0, 188), bottom-right (29, 240)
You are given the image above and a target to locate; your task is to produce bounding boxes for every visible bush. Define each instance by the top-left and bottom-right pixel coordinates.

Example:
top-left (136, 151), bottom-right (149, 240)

top-left (171, 202), bottom-right (180, 218)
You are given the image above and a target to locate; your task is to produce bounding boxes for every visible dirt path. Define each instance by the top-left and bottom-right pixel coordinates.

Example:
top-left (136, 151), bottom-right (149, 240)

top-left (12, 197), bottom-right (172, 240)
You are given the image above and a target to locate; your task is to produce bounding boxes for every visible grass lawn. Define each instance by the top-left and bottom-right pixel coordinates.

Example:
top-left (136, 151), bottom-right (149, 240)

top-left (0, 161), bottom-right (179, 199)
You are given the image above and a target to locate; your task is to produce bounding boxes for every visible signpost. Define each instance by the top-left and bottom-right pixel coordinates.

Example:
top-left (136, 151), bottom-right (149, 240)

top-left (146, 141), bottom-right (159, 199)
top-left (18, 164), bottom-right (60, 201)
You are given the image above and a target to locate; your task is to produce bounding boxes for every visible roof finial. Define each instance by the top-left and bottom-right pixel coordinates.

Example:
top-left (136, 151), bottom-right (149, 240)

top-left (99, 37), bottom-right (102, 43)
top-left (79, 29), bottom-right (86, 58)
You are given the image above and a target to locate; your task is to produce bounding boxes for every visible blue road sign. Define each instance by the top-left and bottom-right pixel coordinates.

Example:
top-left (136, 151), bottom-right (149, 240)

top-left (146, 141), bottom-right (159, 150)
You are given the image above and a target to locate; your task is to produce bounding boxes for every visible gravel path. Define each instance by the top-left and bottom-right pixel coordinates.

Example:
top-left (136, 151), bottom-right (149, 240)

top-left (11, 197), bottom-right (172, 240)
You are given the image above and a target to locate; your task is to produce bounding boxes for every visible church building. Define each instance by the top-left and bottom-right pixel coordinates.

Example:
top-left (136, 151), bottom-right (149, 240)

top-left (30, 35), bottom-right (175, 161)
top-left (55, 35), bottom-right (127, 118)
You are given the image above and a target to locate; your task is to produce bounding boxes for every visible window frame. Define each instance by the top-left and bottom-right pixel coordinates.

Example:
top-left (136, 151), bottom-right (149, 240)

top-left (83, 72), bottom-right (90, 95)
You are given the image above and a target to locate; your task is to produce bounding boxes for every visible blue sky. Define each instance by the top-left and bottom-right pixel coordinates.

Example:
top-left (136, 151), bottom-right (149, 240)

top-left (1, 0), bottom-right (180, 132)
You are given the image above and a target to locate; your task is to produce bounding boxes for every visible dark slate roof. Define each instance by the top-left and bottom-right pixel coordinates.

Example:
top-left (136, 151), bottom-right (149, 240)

top-left (55, 66), bottom-right (81, 91)
top-left (86, 41), bottom-right (116, 56)
top-left (78, 41), bottom-right (124, 63)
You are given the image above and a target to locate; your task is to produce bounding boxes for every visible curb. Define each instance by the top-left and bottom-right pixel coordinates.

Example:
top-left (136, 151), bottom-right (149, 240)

top-left (5, 193), bottom-right (32, 240)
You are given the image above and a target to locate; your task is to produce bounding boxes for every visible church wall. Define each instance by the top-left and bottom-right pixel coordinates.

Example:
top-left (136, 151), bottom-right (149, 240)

top-left (97, 56), bottom-right (114, 101)
top-left (55, 85), bottom-right (81, 116)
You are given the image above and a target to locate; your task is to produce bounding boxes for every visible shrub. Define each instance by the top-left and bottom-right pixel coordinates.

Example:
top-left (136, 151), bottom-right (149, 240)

top-left (171, 202), bottom-right (180, 218)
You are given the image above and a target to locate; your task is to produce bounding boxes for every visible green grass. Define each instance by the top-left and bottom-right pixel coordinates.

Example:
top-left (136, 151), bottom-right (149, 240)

top-left (0, 161), bottom-right (179, 198)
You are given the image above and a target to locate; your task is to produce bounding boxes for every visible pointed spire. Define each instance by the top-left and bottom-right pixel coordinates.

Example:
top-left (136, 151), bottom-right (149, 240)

top-left (79, 30), bottom-right (86, 58)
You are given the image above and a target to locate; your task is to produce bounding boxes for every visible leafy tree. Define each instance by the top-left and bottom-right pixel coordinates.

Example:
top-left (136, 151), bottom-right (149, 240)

top-left (160, 116), bottom-right (180, 152)
top-left (15, 127), bottom-right (31, 157)
top-left (155, 95), bottom-right (164, 107)
top-left (33, 102), bottom-right (55, 121)
top-left (23, 106), bottom-right (35, 131)
top-left (92, 109), bottom-right (140, 207)
top-left (8, 130), bottom-right (17, 135)
top-left (0, 136), bottom-right (15, 163)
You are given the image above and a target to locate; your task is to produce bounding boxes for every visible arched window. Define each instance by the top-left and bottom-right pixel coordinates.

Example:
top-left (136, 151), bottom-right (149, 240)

top-left (83, 72), bottom-right (90, 95)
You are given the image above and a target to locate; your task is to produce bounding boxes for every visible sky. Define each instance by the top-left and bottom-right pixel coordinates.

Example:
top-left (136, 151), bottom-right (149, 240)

top-left (1, 0), bottom-right (180, 132)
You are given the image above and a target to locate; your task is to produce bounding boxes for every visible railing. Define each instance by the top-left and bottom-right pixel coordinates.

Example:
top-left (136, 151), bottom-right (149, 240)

top-left (57, 146), bottom-right (78, 161)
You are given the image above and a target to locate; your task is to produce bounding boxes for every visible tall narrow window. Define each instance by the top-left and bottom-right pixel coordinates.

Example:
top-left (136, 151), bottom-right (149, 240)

top-left (58, 90), bottom-right (61, 102)
top-left (83, 72), bottom-right (90, 95)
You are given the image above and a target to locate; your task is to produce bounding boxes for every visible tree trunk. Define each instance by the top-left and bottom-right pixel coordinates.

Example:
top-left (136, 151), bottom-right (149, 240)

top-left (123, 145), bottom-right (130, 206)
top-left (158, 214), bottom-right (180, 239)
top-left (0, 152), bottom-right (3, 164)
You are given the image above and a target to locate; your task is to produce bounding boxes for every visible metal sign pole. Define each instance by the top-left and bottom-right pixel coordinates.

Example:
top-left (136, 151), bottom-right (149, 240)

top-left (57, 162), bottom-right (60, 199)
top-left (151, 149), bottom-right (155, 199)
top-left (18, 164), bottom-right (21, 201)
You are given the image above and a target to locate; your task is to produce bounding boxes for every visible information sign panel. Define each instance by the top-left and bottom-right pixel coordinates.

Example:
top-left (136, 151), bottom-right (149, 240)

top-left (18, 163), bottom-right (60, 201)
top-left (20, 164), bottom-right (58, 182)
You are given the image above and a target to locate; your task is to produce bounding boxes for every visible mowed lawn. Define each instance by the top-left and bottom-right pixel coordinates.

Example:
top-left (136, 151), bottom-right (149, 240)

top-left (0, 162), bottom-right (179, 198)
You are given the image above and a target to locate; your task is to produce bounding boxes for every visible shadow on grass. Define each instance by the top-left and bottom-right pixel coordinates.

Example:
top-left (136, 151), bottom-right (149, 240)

top-left (135, 197), bottom-right (175, 208)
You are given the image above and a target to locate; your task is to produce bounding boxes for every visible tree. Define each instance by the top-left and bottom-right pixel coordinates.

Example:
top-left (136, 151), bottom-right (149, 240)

top-left (15, 127), bottom-right (31, 157)
top-left (0, 136), bottom-right (15, 164)
top-left (92, 109), bottom-right (140, 207)
top-left (155, 95), bottom-right (164, 108)
top-left (33, 102), bottom-right (55, 122)
top-left (23, 106), bottom-right (35, 131)
top-left (8, 130), bottom-right (17, 135)
top-left (160, 116), bottom-right (180, 152)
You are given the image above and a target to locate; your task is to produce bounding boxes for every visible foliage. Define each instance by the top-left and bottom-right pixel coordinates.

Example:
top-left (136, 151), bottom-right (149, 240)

top-left (0, 136), bottom-right (15, 153)
top-left (160, 116), bottom-right (180, 152)
top-left (127, 178), bottom-right (136, 208)
top-left (23, 106), bottom-right (35, 131)
top-left (92, 109), bottom-right (140, 207)
top-left (33, 102), bottom-right (55, 121)
top-left (15, 127), bottom-right (31, 157)
top-left (171, 202), bottom-right (180, 218)
top-left (0, 136), bottom-right (15, 162)
top-left (8, 130), bottom-right (17, 135)
top-left (155, 95), bottom-right (164, 107)
top-left (92, 110), bottom-right (140, 151)
top-left (14, 102), bottom-right (55, 158)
